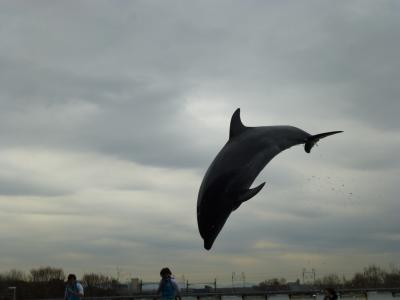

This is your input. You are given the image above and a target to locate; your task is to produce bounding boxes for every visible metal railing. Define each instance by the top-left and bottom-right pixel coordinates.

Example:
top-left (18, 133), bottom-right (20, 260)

top-left (80, 288), bottom-right (400, 300)
top-left (24, 287), bottom-right (400, 300)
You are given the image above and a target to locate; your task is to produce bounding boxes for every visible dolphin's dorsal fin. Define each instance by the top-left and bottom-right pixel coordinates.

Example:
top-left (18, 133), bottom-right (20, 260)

top-left (229, 108), bottom-right (247, 140)
top-left (232, 182), bottom-right (266, 211)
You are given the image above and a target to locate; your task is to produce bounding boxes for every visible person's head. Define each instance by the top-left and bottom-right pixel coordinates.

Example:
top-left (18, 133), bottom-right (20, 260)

top-left (67, 274), bottom-right (77, 283)
top-left (160, 267), bottom-right (172, 279)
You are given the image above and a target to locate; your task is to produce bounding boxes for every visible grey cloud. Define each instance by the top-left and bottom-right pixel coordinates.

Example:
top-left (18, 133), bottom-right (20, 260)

top-left (0, 177), bottom-right (70, 196)
top-left (219, 203), bottom-right (400, 255)
top-left (1, 0), bottom-right (400, 279)
top-left (1, 0), bottom-right (399, 169)
top-left (0, 56), bottom-right (212, 168)
top-left (324, 132), bottom-right (400, 171)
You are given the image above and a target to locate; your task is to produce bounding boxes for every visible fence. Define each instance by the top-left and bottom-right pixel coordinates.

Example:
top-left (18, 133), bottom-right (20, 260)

top-left (35, 288), bottom-right (400, 300)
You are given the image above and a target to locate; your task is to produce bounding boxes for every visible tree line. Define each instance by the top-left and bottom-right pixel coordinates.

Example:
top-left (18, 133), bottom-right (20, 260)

top-left (0, 267), bottom-right (119, 299)
top-left (254, 265), bottom-right (400, 290)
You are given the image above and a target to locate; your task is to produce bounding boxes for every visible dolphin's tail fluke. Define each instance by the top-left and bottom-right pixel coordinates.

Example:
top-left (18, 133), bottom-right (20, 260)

top-left (304, 131), bottom-right (343, 153)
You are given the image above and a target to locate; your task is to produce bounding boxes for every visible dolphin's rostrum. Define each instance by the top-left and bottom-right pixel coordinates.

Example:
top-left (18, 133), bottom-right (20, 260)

top-left (197, 108), bottom-right (342, 250)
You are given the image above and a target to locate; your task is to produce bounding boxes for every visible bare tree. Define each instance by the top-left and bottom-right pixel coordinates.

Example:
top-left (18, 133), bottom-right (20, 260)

top-left (30, 266), bottom-right (65, 282)
top-left (82, 273), bottom-right (114, 289)
top-left (1, 269), bottom-right (27, 281)
top-left (315, 273), bottom-right (342, 286)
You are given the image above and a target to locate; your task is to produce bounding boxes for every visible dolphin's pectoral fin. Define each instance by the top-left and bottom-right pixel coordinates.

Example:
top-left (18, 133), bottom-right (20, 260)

top-left (239, 182), bottom-right (266, 202)
top-left (232, 182), bottom-right (266, 211)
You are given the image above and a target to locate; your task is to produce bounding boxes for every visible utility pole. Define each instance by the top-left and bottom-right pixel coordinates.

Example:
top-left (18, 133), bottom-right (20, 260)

top-left (116, 266), bottom-right (121, 282)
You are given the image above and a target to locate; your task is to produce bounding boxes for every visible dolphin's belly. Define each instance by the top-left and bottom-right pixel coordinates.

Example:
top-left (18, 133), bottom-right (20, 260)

top-left (232, 152), bottom-right (273, 189)
top-left (199, 138), bottom-right (274, 195)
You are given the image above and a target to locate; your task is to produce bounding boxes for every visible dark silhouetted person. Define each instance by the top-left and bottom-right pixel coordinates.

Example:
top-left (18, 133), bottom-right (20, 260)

top-left (323, 287), bottom-right (338, 300)
top-left (65, 274), bottom-right (84, 300)
top-left (157, 267), bottom-right (181, 300)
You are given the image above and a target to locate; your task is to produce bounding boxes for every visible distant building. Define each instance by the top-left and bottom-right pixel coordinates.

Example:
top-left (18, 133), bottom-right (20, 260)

top-left (131, 278), bottom-right (141, 293)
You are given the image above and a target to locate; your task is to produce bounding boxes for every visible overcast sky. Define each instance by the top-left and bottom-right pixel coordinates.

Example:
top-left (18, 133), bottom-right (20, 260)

top-left (1, 1), bottom-right (400, 285)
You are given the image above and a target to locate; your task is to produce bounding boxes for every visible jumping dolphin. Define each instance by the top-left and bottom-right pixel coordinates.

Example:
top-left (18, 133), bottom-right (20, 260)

top-left (197, 108), bottom-right (342, 250)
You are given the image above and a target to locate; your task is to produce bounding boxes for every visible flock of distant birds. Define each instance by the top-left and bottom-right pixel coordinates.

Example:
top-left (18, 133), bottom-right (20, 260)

top-left (307, 175), bottom-right (353, 197)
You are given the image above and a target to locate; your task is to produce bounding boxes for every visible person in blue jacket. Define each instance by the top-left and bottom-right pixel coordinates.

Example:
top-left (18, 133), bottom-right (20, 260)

top-left (157, 267), bottom-right (181, 300)
top-left (65, 274), bottom-right (84, 300)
